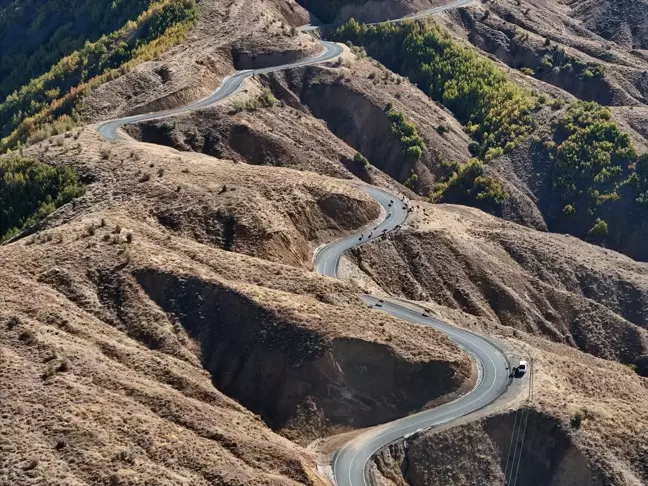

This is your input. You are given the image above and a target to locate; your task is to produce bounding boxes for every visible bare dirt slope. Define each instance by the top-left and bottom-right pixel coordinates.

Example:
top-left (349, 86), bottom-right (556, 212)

top-left (569, 0), bottom-right (648, 50)
top-left (0, 131), bottom-right (473, 484)
top-left (346, 201), bottom-right (648, 375)
top-left (59, 129), bottom-right (383, 268)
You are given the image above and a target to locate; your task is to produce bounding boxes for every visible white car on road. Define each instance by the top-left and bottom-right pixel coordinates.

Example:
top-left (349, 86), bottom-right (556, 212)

top-left (516, 360), bottom-right (528, 376)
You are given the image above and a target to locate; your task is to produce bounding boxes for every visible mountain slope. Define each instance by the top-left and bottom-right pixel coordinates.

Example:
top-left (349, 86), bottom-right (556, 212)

top-left (0, 128), bottom-right (474, 483)
top-left (569, 0), bottom-right (648, 50)
top-left (0, 0), bottom-right (198, 151)
top-left (345, 201), bottom-right (648, 376)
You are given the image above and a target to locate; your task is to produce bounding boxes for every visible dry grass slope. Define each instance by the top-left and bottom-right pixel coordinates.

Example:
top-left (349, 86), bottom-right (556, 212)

top-left (0, 129), bottom-right (472, 484)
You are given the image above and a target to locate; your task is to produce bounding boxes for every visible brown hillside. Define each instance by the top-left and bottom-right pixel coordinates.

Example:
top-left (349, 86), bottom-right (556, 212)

top-left (4, 0), bottom-right (648, 483)
top-left (0, 131), bottom-right (473, 483)
top-left (569, 0), bottom-right (648, 50)
top-left (81, 0), bottom-right (321, 124)
top-left (346, 201), bottom-right (648, 375)
top-left (370, 330), bottom-right (648, 485)
top-left (124, 78), bottom-right (408, 193)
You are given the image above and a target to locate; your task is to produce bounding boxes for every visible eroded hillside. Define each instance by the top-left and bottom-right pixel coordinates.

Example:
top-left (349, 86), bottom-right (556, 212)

top-left (345, 202), bottom-right (648, 375)
top-left (127, 50), bottom-right (471, 194)
top-left (80, 0), bottom-right (320, 124)
top-left (0, 130), bottom-right (473, 483)
top-left (327, 16), bottom-right (648, 263)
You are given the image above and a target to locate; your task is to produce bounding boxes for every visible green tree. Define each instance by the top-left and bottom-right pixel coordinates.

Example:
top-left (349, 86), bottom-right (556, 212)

top-left (387, 109), bottom-right (426, 161)
top-left (563, 204), bottom-right (576, 216)
top-left (431, 159), bottom-right (508, 210)
top-left (588, 218), bottom-right (609, 237)
top-left (548, 102), bottom-right (636, 221)
top-left (353, 152), bottom-right (369, 167)
top-left (332, 20), bottom-right (538, 159)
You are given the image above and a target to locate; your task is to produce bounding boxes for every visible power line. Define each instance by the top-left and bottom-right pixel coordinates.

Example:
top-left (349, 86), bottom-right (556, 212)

top-left (502, 407), bottom-right (520, 485)
top-left (510, 360), bottom-right (534, 486)
top-left (506, 404), bottom-right (525, 486)
top-left (511, 406), bottom-right (531, 486)
top-left (504, 359), bottom-right (534, 486)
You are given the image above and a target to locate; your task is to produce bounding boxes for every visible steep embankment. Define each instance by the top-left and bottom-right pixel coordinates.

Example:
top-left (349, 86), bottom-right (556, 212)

top-left (373, 410), bottom-right (609, 486)
top-left (346, 202), bottom-right (648, 375)
top-left (1, 274), bottom-right (323, 486)
top-left (124, 86), bottom-right (386, 185)
top-left (569, 0), bottom-right (648, 50)
top-left (135, 268), bottom-right (470, 442)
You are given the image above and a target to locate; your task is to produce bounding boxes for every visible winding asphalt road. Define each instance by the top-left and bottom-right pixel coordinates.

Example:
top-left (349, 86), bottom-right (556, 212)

top-left (98, 0), bottom-right (473, 141)
top-left (314, 186), bottom-right (408, 276)
top-left (97, 2), bottom-right (513, 485)
top-left (98, 41), bottom-right (343, 141)
top-left (313, 187), bottom-right (510, 486)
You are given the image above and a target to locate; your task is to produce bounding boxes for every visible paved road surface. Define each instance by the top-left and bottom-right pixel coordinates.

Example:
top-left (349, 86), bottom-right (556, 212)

top-left (97, 3), bottom-right (515, 485)
top-left (313, 186), bottom-right (510, 486)
top-left (98, 41), bottom-right (343, 141)
top-left (314, 186), bottom-right (408, 277)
